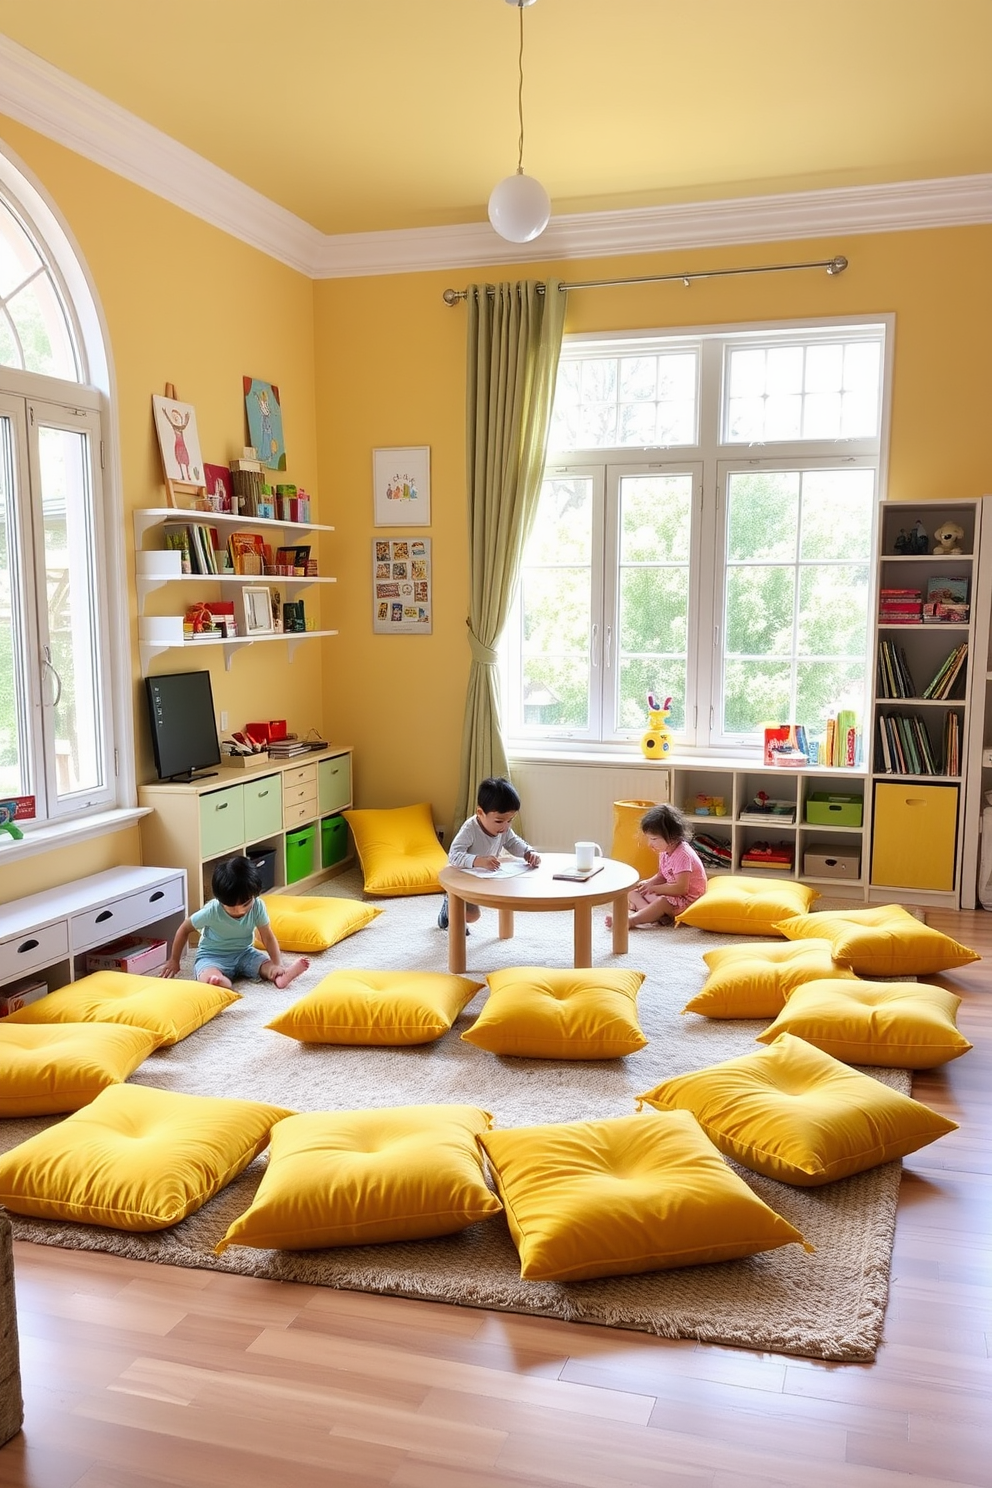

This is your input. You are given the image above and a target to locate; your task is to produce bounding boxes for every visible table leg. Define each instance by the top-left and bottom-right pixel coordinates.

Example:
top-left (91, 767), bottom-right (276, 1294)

top-left (611, 893), bottom-right (630, 956)
top-left (447, 894), bottom-right (467, 973)
top-left (498, 906), bottom-right (514, 940)
top-left (573, 902), bottom-right (593, 967)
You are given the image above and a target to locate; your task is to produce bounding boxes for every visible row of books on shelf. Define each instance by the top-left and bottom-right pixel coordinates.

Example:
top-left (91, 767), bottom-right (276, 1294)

top-left (762, 715), bottom-right (860, 769)
top-left (692, 833), bottom-right (796, 872)
top-left (876, 710), bottom-right (960, 776)
top-left (165, 524), bottom-right (317, 578)
top-left (878, 578), bottom-right (970, 625)
top-left (877, 639), bottom-right (968, 700)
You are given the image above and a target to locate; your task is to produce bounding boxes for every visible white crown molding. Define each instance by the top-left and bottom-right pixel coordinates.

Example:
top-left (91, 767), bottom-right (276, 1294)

top-left (0, 35), bottom-right (324, 275)
top-left (1, 34), bottom-right (990, 281)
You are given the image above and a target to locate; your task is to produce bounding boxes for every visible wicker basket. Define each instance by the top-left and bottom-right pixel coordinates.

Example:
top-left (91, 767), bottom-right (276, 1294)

top-left (0, 1214), bottom-right (23, 1447)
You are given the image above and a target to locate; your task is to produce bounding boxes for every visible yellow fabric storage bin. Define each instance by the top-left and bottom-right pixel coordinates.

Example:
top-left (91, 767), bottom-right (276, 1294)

top-left (871, 782), bottom-right (958, 892)
top-left (610, 800), bottom-right (659, 878)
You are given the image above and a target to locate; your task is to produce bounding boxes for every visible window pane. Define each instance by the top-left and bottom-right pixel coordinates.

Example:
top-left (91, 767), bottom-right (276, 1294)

top-left (0, 202), bottom-right (42, 298)
top-left (723, 659), bottom-right (791, 734)
top-left (796, 660), bottom-right (867, 739)
top-left (725, 336), bottom-right (882, 442)
top-left (0, 415), bottom-right (26, 794)
top-left (725, 566), bottom-right (795, 656)
top-left (39, 424), bottom-right (104, 798)
top-left (616, 473), bottom-right (692, 735)
top-left (619, 656), bottom-right (686, 733)
top-left (797, 564), bottom-right (870, 656)
top-left (515, 475), bottom-right (593, 732)
top-left (7, 277), bottom-right (77, 380)
top-left (727, 471), bottom-right (799, 560)
top-left (799, 469), bottom-right (875, 560)
top-left (620, 475), bottom-right (691, 562)
top-left (522, 656), bottom-right (589, 729)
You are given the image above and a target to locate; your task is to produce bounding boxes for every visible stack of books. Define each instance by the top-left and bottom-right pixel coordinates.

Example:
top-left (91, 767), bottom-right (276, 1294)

top-left (265, 737), bottom-right (312, 760)
top-left (877, 713), bottom-right (939, 775)
top-left (824, 710), bottom-right (859, 768)
top-left (692, 833), bottom-right (732, 871)
top-left (740, 841), bottom-right (795, 870)
top-left (738, 797), bottom-right (796, 825)
top-left (878, 587), bottom-right (922, 624)
top-left (923, 575), bottom-right (970, 623)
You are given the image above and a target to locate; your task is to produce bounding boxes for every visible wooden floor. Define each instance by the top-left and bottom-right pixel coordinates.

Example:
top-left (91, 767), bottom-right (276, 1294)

top-left (3, 908), bottom-right (990, 1488)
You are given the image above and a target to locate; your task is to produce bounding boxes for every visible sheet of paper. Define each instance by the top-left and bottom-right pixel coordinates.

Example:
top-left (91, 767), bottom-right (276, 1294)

top-left (461, 859), bottom-right (534, 878)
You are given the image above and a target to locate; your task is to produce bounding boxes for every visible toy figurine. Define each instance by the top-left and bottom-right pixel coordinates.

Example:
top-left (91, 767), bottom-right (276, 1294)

top-left (640, 692), bottom-right (674, 760)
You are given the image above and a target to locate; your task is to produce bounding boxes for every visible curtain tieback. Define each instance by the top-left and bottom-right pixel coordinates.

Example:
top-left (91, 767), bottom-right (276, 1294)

top-left (468, 630), bottom-right (498, 666)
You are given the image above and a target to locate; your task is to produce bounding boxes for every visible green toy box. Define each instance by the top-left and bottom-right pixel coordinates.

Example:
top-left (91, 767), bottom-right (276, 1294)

top-left (285, 825), bottom-right (316, 883)
top-left (321, 814), bottom-right (348, 868)
top-left (805, 792), bottom-right (863, 827)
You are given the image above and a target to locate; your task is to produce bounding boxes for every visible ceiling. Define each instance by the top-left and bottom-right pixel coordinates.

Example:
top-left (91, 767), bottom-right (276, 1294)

top-left (0, 0), bottom-right (988, 238)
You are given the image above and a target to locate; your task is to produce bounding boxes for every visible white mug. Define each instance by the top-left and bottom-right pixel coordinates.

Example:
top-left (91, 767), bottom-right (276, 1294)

top-left (575, 840), bottom-right (602, 872)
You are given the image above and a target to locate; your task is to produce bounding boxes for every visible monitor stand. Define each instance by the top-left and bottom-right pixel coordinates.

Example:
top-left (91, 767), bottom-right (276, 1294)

top-left (168, 770), bottom-right (219, 783)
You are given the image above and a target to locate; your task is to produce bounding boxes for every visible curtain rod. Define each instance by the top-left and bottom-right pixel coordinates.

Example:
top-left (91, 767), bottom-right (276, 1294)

top-left (441, 254), bottom-right (848, 304)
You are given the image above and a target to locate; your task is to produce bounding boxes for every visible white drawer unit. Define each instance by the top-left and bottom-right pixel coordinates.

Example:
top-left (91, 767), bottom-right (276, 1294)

top-left (0, 866), bottom-right (187, 993)
top-left (140, 746), bottom-right (354, 910)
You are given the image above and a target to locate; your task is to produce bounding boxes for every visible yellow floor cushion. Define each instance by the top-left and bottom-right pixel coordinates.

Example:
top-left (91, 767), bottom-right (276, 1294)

top-left (216, 1104), bottom-right (501, 1253)
top-left (0, 1084), bottom-right (293, 1230)
top-left (342, 803), bottom-right (448, 896)
top-left (675, 877), bottom-right (818, 936)
top-left (0, 1022), bottom-right (160, 1116)
top-left (461, 967), bottom-right (647, 1059)
top-left (1, 970), bottom-right (239, 1046)
top-left (773, 904), bottom-right (980, 976)
top-left (255, 895), bottom-right (381, 953)
top-left (266, 970), bottom-right (483, 1045)
top-left (756, 980), bottom-right (972, 1068)
top-left (685, 939), bottom-right (857, 1018)
top-left (478, 1110), bottom-right (810, 1282)
top-left (638, 1031), bottom-right (957, 1186)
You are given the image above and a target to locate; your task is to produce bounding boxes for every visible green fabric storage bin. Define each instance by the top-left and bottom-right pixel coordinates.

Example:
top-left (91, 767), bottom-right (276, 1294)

top-left (805, 792), bottom-right (863, 827)
top-left (321, 814), bottom-right (348, 868)
top-left (285, 825), bottom-right (316, 884)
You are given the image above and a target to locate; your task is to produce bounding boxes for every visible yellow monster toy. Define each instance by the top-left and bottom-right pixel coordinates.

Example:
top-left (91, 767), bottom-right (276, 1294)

top-left (640, 693), bottom-right (674, 760)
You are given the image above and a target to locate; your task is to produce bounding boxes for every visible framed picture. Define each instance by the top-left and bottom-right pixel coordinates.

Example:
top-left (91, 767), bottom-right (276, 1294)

top-left (373, 446), bottom-right (431, 527)
top-left (152, 394), bottom-right (206, 504)
top-left (240, 585), bottom-right (274, 635)
top-left (244, 377), bottom-right (286, 471)
top-left (372, 537), bottom-right (431, 633)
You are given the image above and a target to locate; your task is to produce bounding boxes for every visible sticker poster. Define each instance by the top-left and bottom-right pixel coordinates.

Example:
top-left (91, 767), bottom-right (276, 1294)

top-left (373, 537), bottom-right (432, 634)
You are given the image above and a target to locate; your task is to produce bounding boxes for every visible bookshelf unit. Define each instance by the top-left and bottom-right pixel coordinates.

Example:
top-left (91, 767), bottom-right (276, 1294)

top-left (869, 499), bottom-right (983, 906)
top-left (962, 492), bottom-right (992, 909)
top-left (134, 508), bottom-right (338, 672)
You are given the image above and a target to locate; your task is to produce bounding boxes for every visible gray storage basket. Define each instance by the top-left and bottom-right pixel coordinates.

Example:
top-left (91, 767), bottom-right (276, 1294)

top-left (0, 1214), bottom-right (23, 1446)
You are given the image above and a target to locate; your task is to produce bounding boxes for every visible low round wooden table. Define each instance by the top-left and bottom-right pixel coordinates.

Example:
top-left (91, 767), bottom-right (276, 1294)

top-left (439, 853), bottom-right (640, 974)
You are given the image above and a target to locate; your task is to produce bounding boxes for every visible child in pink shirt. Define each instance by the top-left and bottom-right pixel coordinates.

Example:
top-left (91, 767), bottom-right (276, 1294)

top-left (609, 803), bottom-right (707, 930)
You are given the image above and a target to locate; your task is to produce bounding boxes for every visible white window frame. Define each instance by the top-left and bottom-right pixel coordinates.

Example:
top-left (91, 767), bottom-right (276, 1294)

top-left (0, 147), bottom-right (135, 850)
top-left (503, 314), bottom-right (893, 757)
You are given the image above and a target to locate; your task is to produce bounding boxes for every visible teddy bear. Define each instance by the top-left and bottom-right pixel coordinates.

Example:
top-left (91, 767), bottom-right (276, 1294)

top-left (933, 521), bottom-right (964, 555)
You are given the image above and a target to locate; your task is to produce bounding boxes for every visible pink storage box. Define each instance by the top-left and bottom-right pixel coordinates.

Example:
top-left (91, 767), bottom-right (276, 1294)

top-left (0, 977), bottom-right (49, 1016)
top-left (85, 935), bottom-right (168, 977)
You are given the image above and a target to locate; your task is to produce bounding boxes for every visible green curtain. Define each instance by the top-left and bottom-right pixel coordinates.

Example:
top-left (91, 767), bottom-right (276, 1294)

top-left (451, 279), bottom-right (567, 837)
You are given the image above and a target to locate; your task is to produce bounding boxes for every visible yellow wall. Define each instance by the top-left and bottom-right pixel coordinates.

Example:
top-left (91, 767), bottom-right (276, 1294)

top-left (315, 225), bottom-right (992, 831)
top-left (0, 116), bottom-right (323, 902)
top-left (2, 105), bottom-right (991, 893)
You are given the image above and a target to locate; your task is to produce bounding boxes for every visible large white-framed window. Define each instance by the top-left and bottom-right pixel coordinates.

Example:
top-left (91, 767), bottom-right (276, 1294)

top-left (0, 166), bottom-right (123, 825)
top-left (502, 317), bottom-right (890, 754)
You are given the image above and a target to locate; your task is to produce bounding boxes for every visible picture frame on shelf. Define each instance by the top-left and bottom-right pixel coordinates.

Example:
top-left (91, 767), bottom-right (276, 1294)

top-left (152, 393), bottom-right (207, 508)
top-left (240, 585), bottom-right (274, 636)
top-left (372, 446), bottom-right (430, 527)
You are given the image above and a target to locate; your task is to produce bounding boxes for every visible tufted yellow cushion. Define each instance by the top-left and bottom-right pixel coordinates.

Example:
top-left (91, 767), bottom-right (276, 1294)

top-left (0, 1084), bottom-right (293, 1230)
top-left (255, 895), bottom-right (381, 953)
top-left (773, 904), bottom-right (980, 976)
top-left (685, 939), bottom-right (857, 1018)
top-left (638, 1032), bottom-right (957, 1186)
top-left (342, 803), bottom-right (448, 896)
top-left (478, 1110), bottom-right (810, 1281)
top-left (0, 1023), bottom-right (160, 1116)
top-left (461, 967), bottom-right (647, 1059)
top-left (216, 1104), bottom-right (501, 1253)
top-left (2, 970), bottom-right (239, 1046)
top-left (755, 979), bottom-right (973, 1068)
top-left (675, 876), bottom-right (818, 936)
top-left (266, 970), bottom-right (483, 1045)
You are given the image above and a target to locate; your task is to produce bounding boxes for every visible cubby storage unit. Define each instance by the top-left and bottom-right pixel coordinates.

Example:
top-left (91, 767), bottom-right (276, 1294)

top-left (0, 867), bottom-right (187, 993)
top-left (138, 747), bottom-right (353, 912)
top-left (869, 499), bottom-right (983, 907)
top-left (134, 508), bottom-right (339, 672)
top-left (961, 491), bottom-right (992, 908)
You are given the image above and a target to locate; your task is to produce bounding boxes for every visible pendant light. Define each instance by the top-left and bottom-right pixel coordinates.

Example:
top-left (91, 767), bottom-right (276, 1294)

top-left (487, 0), bottom-right (551, 243)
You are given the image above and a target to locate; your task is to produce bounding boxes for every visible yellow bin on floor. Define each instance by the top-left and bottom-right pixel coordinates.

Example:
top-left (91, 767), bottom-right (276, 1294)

top-left (611, 800), bottom-right (660, 879)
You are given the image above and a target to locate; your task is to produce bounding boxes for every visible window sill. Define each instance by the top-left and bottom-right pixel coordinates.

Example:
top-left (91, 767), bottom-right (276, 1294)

top-left (0, 806), bottom-right (150, 863)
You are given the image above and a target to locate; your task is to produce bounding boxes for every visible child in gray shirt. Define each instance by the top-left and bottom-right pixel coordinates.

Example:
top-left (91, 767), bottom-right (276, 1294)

top-left (438, 775), bottom-right (540, 930)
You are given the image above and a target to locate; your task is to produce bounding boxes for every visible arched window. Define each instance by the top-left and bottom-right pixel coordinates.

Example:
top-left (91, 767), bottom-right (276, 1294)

top-left (0, 157), bottom-right (124, 827)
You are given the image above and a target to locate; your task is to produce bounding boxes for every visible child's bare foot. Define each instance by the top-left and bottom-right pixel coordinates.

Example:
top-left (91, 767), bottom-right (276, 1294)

top-left (273, 957), bottom-right (309, 989)
top-left (605, 913), bottom-right (614, 929)
top-left (199, 969), bottom-right (233, 989)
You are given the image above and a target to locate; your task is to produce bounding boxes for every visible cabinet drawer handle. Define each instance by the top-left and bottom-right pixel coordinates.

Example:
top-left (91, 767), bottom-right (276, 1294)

top-left (217, 802), bottom-right (228, 811)
top-left (258, 790), bottom-right (269, 798)
top-left (149, 890), bottom-right (164, 901)
top-left (95, 910), bottom-right (113, 922)
top-left (17, 938), bottom-right (39, 954)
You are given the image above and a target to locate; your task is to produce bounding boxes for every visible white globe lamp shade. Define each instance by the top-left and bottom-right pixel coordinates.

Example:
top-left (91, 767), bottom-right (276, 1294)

top-left (487, 172), bottom-right (551, 243)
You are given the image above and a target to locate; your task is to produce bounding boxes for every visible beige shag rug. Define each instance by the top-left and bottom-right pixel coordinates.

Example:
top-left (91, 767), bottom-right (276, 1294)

top-left (1, 873), bottom-right (908, 1362)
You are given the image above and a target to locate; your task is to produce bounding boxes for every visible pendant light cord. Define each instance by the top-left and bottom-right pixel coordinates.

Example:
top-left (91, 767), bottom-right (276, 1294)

top-left (516, 1), bottom-right (525, 175)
